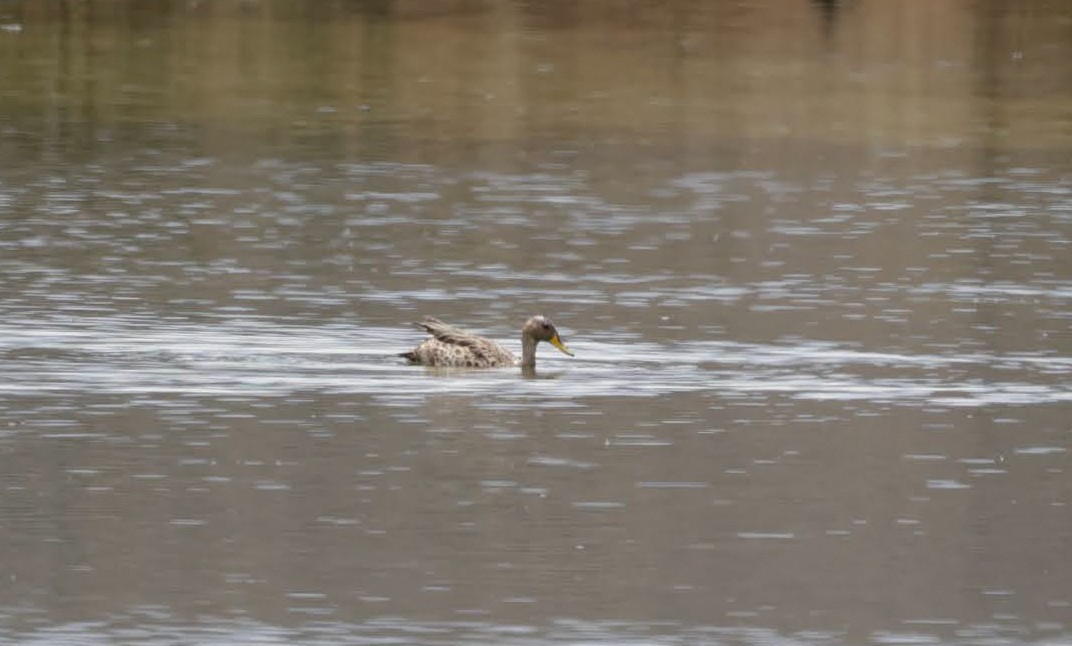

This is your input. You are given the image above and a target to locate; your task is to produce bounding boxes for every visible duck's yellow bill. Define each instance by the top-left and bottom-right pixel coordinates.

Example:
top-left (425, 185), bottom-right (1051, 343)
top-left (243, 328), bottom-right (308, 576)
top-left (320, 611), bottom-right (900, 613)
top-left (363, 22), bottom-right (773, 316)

top-left (549, 334), bottom-right (574, 357)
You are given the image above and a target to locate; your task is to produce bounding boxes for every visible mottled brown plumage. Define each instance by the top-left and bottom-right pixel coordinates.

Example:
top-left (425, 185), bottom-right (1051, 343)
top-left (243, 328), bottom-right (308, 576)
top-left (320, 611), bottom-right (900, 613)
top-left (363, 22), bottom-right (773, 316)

top-left (401, 315), bottom-right (574, 369)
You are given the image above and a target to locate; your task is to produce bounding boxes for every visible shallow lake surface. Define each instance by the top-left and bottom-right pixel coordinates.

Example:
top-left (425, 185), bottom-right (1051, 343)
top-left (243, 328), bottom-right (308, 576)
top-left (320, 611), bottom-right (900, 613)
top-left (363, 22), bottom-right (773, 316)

top-left (2, 1), bottom-right (1072, 644)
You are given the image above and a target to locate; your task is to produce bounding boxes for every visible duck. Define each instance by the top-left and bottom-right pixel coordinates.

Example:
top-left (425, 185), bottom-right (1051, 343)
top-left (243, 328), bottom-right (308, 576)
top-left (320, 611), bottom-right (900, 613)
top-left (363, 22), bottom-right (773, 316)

top-left (401, 315), bottom-right (574, 369)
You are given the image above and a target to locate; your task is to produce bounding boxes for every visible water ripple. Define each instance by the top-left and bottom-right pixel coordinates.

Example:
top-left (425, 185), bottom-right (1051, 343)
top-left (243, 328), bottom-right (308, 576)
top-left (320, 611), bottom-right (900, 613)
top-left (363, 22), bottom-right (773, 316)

top-left (0, 316), bottom-right (1067, 407)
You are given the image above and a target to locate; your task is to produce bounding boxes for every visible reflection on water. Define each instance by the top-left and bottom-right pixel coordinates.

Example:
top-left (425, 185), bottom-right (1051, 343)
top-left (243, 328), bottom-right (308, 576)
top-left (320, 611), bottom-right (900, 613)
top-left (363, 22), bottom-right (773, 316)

top-left (2, 1), bottom-right (1072, 644)
top-left (2, 314), bottom-right (1071, 406)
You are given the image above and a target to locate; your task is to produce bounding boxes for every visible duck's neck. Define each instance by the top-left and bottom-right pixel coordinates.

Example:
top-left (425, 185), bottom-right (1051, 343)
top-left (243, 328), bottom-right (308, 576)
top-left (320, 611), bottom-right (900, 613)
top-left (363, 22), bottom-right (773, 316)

top-left (520, 334), bottom-right (538, 368)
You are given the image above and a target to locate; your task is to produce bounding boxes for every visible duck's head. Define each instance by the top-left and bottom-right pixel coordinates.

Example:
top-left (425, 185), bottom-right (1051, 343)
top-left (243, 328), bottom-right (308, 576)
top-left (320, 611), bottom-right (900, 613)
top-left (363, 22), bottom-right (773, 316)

top-left (523, 315), bottom-right (574, 357)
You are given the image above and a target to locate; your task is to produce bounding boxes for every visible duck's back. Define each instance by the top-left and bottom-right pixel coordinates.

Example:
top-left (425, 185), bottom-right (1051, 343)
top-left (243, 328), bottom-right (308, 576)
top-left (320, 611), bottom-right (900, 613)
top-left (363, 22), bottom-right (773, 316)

top-left (401, 318), bottom-right (517, 368)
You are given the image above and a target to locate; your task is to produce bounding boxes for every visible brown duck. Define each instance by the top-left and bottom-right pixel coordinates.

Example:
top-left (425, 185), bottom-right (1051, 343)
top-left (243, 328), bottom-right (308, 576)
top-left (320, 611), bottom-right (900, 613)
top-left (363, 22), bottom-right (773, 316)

top-left (401, 315), bottom-right (574, 369)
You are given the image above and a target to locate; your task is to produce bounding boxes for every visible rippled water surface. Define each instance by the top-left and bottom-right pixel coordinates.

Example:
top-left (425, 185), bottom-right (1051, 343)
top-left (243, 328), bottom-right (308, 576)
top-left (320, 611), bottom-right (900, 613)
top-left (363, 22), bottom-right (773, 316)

top-left (2, 1), bottom-right (1072, 645)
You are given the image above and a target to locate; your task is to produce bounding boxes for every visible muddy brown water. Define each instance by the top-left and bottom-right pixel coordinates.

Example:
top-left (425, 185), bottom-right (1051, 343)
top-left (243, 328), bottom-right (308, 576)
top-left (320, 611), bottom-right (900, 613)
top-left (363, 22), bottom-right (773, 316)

top-left (1, 1), bottom-right (1071, 644)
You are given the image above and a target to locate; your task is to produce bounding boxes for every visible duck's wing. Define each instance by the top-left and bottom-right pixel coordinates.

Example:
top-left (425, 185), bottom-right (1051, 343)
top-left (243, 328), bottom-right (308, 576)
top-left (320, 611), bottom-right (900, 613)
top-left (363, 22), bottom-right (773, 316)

top-left (409, 317), bottom-right (515, 366)
top-left (415, 317), bottom-right (476, 345)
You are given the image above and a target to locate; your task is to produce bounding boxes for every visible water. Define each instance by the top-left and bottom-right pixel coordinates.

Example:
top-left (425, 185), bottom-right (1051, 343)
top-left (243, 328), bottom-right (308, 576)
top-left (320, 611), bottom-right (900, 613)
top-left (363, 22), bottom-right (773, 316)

top-left (2, 1), bottom-right (1072, 644)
